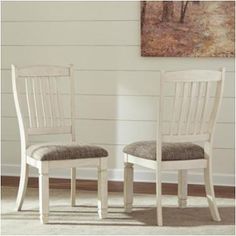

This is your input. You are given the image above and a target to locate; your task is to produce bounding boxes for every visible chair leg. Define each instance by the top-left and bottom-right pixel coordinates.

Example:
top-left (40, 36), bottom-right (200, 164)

top-left (71, 167), bottom-right (76, 207)
top-left (97, 158), bottom-right (108, 219)
top-left (39, 162), bottom-right (49, 224)
top-left (204, 142), bottom-right (221, 221)
top-left (16, 162), bottom-right (29, 211)
top-left (178, 169), bottom-right (187, 208)
top-left (204, 164), bottom-right (221, 221)
top-left (156, 170), bottom-right (163, 226)
top-left (124, 162), bottom-right (133, 213)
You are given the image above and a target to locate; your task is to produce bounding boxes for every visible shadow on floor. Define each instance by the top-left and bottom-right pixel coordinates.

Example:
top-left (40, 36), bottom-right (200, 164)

top-left (127, 206), bottom-right (235, 227)
top-left (2, 206), bottom-right (235, 227)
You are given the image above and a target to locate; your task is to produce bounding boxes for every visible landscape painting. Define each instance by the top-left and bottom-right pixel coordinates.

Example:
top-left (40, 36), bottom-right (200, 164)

top-left (141, 1), bottom-right (235, 57)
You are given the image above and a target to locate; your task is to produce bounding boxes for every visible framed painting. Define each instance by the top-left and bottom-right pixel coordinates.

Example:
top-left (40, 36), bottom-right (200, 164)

top-left (141, 1), bottom-right (235, 57)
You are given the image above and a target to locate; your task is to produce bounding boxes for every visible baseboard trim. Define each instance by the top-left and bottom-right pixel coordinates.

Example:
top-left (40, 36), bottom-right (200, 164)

top-left (1, 164), bottom-right (235, 186)
top-left (1, 175), bottom-right (235, 199)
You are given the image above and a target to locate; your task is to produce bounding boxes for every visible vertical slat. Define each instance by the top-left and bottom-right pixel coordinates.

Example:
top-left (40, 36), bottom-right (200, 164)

top-left (56, 77), bottom-right (65, 126)
top-left (39, 78), bottom-right (47, 127)
top-left (46, 77), bottom-right (53, 127)
top-left (200, 82), bottom-right (211, 133)
top-left (186, 82), bottom-right (197, 134)
top-left (52, 77), bottom-right (59, 126)
top-left (25, 78), bottom-right (34, 127)
top-left (43, 77), bottom-right (51, 127)
top-left (193, 82), bottom-right (205, 134)
top-left (48, 77), bottom-right (57, 126)
top-left (70, 65), bottom-right (76, 141)
top-left (170, 83), bottom-right (181, 135)
top-left (32, 77), bottom-right (39, 127)
top-left (208, 82), bottom-right (221, 133)
top-left (177, 82), bottom-right (188, 135)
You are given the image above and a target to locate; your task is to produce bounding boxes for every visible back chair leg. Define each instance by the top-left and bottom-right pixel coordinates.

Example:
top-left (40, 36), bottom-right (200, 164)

top-left (71, 167), bottom-right (76, 206)
top-left (39, 162), bottom-right (49, 224)
top-left (204, 143), bottom-right (221, 221)
top-left (124, 161), bottom-right (133, 213)
top-left (204, 164), bottom-right (221, 221)
top-left (156, 170), bottom-right (163, 226)
top-left (16, 162), bottom-right (29, 211)
top-left (178, 169), bottom-right (187, 208)
top-left (97, 158), bottom-right (108, 219)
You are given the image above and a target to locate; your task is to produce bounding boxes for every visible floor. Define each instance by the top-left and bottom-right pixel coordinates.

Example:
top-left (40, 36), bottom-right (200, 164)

top-left (1, 187), bottom-right (235, 235)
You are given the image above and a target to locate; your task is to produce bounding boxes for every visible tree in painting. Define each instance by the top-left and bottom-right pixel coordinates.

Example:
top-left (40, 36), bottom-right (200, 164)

top-left (141, 1), bottom-right (235, 57)
top-left (162, 1), bottom-right (174, 22)
top-left (179, 1), bottom-right (189, 23)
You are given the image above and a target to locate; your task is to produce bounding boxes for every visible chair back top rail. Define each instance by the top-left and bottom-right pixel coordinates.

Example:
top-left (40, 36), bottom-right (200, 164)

top-left (17, 65), bottom-right (71, 77)
top-left (163, 70), bottom-right (222, 82)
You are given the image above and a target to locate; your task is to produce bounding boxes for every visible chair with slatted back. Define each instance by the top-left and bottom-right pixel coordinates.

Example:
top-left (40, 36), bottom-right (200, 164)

top-left (123, 69), bottom-right (225, 226)
top-left (11, 64), bottom-right (108, 224)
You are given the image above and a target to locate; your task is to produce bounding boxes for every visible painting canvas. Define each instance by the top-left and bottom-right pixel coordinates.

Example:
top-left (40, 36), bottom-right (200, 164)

top-left (141, 1), bottom-right (235, 57)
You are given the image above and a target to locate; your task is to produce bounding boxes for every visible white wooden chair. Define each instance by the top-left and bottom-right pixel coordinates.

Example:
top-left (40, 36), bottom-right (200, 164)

top-left (11, 64), bottom-right (108, 224)
top-left (123, 69), bottom-right (225, 226)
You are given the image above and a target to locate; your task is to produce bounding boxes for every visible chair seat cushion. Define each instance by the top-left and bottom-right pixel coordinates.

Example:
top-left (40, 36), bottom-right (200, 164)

top-left (26, 142), bottom-right (108, 161)
top-left (123, 141), bottom-right (204, 161)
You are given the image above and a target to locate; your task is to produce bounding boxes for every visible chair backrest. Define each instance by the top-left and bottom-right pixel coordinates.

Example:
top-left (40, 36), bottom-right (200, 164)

top-left (11, 65), bottom-right (76, 145)
top-left (159, 69), bottom-right (225, 143)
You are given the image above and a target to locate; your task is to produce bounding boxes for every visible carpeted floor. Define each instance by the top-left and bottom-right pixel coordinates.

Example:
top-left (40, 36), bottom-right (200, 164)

top-left (1, 186), bottom-right (235, 235)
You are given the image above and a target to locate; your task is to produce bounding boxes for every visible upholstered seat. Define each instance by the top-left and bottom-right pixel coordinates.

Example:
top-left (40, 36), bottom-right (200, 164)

top-left (27, 142), bottom-right (108, 161)
top-left (123, 141), bottom-right (204, 161)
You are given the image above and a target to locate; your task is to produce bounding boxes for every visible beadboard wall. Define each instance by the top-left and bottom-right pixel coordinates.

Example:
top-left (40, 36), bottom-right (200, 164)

top-left (1, 1), bottom-right (235, 185)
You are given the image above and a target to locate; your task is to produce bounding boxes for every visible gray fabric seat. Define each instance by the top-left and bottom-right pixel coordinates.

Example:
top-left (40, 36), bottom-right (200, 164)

top-left (27, 142), bottom-right (108, 161)
top-left (123, 141), bottom-right (204, 161)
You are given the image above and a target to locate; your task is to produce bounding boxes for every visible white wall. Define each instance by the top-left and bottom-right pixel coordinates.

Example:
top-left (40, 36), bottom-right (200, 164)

top-left (1, 1), bottom-right (235, 185)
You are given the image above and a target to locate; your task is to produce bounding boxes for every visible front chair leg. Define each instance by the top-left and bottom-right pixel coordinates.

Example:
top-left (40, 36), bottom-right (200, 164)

top-left (71, 168), bottom-right (76, 206)
top-left (124, 161), bottom-right (133, 213)
top-left (156, 169), bottom-right (163, 226)
top-left (39, 162), bottom-right (49, 224)
top-left (178, 169), bottom-right (187, 208)
top-left (97, 158), bottom-right (108, 219)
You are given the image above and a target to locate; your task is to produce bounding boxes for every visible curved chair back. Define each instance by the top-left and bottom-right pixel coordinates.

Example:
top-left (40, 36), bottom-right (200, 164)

top-left (11, 65), bottom-right (76, 146)
top-left (159, 69), bottom-right (225, 143)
